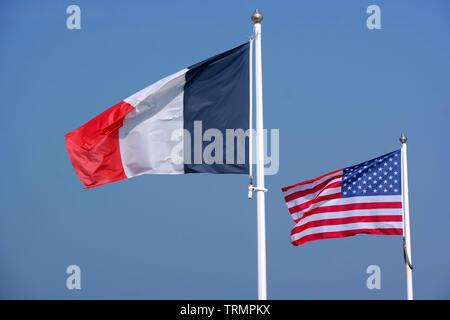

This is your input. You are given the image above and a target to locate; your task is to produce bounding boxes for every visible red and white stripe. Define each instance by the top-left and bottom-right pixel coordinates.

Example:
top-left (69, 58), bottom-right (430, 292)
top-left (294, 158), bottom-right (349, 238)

top-left (65, 68), bottom-right (188, 188)
top-left (282, 169), bottom-right (403, 246)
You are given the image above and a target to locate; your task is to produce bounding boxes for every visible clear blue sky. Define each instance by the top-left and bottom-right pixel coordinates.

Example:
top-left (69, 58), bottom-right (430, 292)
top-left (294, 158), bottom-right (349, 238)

top-left (0, 0), bottom-right (449, 299)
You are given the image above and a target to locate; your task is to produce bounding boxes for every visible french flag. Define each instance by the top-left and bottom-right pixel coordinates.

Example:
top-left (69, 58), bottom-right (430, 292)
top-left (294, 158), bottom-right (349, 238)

top-left (66, 43), bottom-right (250, 188)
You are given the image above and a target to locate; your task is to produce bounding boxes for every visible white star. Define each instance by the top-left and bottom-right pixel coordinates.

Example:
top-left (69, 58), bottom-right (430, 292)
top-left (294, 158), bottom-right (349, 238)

top-left (358, 185), bottom-right (362, 189)
top-left (384, 180), bottom-right (388, 184)
top-left (363, 180), bottom-right (367, 184)
top-left (343, 191), bottom-right (347, 195)
top-left (384, 188), bottom-right (388, 192)
top-left (368, 185), bottom-right (372, 189)
top-left (373, 189), bottom-right (377, 193)
top-left (394, 188), bottom-right (398, 192)
top-left (394, 171), bottom-right (398, 175)
top-left (389, 158), bottom-right (393, 162)
top-left (389, 184), bottom-right (393, 188)
top-left (363, 189), bottom-right (367, 193)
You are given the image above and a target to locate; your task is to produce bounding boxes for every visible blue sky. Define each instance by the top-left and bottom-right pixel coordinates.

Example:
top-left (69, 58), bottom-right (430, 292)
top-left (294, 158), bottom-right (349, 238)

top-left (0, 0), bottom-right (449, 299)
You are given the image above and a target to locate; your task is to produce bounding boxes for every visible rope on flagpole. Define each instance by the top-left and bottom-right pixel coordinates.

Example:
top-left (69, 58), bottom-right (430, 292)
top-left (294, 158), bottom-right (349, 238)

top-left (403, 237), bottom-right (413, 270)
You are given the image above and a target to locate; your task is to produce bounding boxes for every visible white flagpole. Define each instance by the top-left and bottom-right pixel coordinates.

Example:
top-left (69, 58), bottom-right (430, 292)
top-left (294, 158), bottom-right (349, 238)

top-left (251, 8), bottom-right (267, 300)
top-left (248, 35), bottom-right (254, 199)
top-left (400, 133), bottom-right (413, 300)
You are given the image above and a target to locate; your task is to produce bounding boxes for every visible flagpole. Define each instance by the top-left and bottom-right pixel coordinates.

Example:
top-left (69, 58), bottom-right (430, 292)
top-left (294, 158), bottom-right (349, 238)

top-left (400, 133), bottom-right (413, 300)
top-left (251, 8), bottom-right (267, 300)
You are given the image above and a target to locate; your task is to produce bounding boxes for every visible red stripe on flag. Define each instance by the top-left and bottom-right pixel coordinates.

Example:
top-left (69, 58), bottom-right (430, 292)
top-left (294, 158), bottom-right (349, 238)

top-left (281, 169), bottom-right (343, 192)
top-left (284, 175), bottom-right (343, 202)
top-left (288, 193), bottom-right (342, 215)
top-left (65, 100), bottom-right (134, 188)
top-left (292, 228), bottom-right (403, 246)
top-left (297, 201), bottom-right (403, 221)
top-left (291, 215), bottom-right (403, 235)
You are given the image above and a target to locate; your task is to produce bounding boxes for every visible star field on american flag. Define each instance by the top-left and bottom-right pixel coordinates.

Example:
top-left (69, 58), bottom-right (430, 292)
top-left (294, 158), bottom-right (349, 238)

top-left (342, 150), bottom-right (401, 198)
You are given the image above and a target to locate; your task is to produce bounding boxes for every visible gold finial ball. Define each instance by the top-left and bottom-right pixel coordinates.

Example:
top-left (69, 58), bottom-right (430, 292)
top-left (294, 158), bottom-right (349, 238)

top-left (399, 133), bottom-right (408, 144)
top-left (251, 8), bottom-right (263, 23)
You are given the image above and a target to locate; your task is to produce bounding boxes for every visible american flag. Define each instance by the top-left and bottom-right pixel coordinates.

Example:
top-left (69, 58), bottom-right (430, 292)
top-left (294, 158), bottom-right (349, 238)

top-left (282, 150), bottom-right (404, 246)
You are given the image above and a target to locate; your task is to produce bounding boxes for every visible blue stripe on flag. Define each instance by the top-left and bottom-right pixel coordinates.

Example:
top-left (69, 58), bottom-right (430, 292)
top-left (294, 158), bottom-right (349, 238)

top-left (183, 42), bottom-right (250, 174)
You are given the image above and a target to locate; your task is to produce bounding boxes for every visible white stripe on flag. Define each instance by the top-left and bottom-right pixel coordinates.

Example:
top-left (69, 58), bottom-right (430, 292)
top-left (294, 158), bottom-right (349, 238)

top-left (294, 208), bottom-right (403, 227)
top-left (291, 221), bottom-right (404, 242)
top-left (286, 186), bottom-right (341, 209)
top-left (282, 170), bottom-right (343, 197)
top-left (119, 68), bottom-right (188, 177)
top-left (290, 195), bottom-right (402, 220)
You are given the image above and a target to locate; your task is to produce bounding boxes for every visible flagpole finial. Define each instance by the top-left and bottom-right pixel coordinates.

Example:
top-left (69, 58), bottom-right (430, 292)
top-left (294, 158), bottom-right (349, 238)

top-left (251, 8), bottom-right (263, 24)
top-left (399, 133), bottom-right (408, 144)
